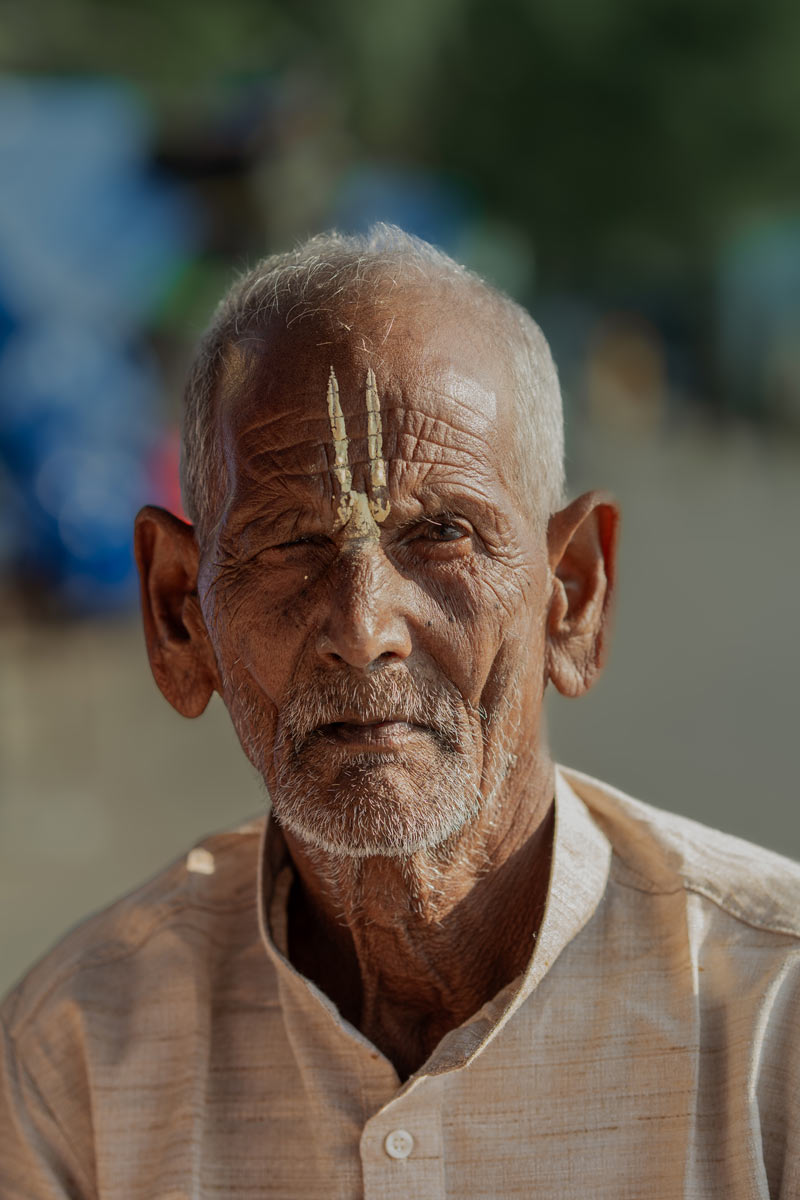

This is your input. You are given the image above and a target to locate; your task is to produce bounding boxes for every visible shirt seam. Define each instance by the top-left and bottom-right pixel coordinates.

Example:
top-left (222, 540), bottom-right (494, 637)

top-left (611, 874), bottom-right (684, 898)
top-left (682, 880), bottom-right (800, 941)
top-left (1, 1013), bottom-right (97, 1200)
top-left (7, 896), bottom-right (255, 1039)
top-left (613, 868), bottom-right (800, 940)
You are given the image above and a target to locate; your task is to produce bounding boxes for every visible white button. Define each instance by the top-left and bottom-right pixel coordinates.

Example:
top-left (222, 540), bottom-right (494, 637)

top-left (384, 1128), bottom-right (414, 1159)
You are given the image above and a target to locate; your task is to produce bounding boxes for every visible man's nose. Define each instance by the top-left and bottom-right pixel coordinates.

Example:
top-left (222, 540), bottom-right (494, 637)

top-left (315, 546), bottom-right (412, 671)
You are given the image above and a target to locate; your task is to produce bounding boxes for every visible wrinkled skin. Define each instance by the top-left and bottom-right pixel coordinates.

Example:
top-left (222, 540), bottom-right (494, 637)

top-left (135, 286), bottom-right (618, 1079)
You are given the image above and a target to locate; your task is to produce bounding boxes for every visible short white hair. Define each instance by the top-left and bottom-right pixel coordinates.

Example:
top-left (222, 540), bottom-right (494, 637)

top-left (181, 224), bottom-right (564, 542)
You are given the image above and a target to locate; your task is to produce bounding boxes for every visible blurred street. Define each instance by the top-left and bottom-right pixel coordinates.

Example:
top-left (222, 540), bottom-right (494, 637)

top-left (2, 417), bottom-right (798, 998)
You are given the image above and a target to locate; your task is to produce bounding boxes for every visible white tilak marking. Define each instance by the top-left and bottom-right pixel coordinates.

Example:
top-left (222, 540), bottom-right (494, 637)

top-left (326, 367), bottom-right (354, 528)
top-left (326, 366), bottom-right (391, 536)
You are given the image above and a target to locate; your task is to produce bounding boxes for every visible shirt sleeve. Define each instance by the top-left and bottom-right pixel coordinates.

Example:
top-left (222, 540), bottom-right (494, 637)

top-left (0, 1014), bottom-right (94, 1200)
top-left (754, 953), bottom-right (800, 1199)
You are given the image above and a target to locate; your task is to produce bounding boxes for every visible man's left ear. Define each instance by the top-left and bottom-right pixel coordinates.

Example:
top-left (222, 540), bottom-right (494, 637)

top-left (545, 490), bottom-right (619, 698)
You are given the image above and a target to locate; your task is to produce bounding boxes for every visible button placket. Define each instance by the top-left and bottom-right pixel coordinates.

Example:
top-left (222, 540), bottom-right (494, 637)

top-left (361, 1075), bottom-right (446, 1199)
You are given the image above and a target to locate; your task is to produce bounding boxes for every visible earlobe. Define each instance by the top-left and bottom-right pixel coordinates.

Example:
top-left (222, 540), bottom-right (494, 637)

top-left (133, 506), bottom-right (220, 718)
top-left (545, 491), bottom-right (619, 698)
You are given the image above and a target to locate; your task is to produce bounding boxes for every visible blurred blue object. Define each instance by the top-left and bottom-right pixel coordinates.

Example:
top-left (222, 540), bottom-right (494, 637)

top-left (0, 77), bottom-right (195, 326)
top-left (0, 77), bottom-right (197, 612)
top-left (0, 322), bottom-right (157, 473)
top-left (0, 321), bottom-right (157, 610)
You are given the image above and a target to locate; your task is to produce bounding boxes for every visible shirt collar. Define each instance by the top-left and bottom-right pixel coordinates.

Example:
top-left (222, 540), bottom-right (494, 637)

top-left (256, 766), bottom-right (611, 1077)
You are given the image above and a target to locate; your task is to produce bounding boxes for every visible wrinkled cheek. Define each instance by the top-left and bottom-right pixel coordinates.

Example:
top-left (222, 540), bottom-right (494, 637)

top-left (219, 659), bottom-right (285, 782)
top-left (202, 585), bottom-right (281, 700)
top-left (198, 586), bottom-right (278, 722)
top-left (478, 628), bottom-right (545, 728)
top-left (432, 563), bottom-right (536, 692)
top-left (436, 612), bottom-right (514, 707)
top-left (218, 572), bottom-right (321, 687)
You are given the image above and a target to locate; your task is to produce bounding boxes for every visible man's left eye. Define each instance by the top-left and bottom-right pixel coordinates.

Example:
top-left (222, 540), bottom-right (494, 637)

top-left (427, 522), bottom-right (466, 542)
top-left (409, 516), bottom-right (474, 552)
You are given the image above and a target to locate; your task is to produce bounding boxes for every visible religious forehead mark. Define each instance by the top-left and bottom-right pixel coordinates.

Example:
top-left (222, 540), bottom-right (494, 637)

top-left (365, 366), bottom-right (391, 522)
top-left (326, 366), bottom-right (353, 529)
top-left (325, 366), bottom-right (391, 538)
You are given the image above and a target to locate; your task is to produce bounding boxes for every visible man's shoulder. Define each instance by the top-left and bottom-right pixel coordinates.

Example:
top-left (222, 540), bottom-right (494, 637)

top-left (560, 765), bottom-right (800, 941)
top-left (1, 816), bottom-right (266, 1038)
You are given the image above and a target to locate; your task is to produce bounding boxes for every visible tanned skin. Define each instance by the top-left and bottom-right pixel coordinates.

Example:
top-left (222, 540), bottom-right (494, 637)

top-left (134, 283), bottom-right (618, 1082)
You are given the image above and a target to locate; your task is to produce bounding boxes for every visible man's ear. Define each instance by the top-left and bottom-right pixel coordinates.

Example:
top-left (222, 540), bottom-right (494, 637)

top-left (545, 490), bottom-right (619, 698)
top-left (133, 506), bottom-right (220, 718)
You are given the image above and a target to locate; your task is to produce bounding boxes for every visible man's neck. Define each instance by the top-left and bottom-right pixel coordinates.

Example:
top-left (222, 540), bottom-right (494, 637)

top-left (283, 753), bottom-right (556, 1081)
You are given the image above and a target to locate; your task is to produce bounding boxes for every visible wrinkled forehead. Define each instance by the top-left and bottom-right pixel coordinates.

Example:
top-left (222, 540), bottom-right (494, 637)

top-left (216, 295), bottom-right (515, 464)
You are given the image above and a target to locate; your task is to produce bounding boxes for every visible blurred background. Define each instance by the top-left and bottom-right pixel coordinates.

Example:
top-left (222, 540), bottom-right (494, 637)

top-left (1, 0), bottom-right (799, 994)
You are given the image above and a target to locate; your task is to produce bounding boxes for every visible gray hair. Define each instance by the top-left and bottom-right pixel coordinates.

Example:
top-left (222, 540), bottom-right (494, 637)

top-left (181, 224), bottom-right (564, 543)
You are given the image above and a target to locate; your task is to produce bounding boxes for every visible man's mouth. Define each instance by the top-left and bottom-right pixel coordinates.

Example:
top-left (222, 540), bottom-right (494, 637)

top-left (315, 718), bottom-right (424, 750)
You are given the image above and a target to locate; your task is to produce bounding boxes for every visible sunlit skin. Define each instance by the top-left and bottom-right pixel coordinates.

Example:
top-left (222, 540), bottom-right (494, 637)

top-left (135, 284), bottom-right (618, 1081)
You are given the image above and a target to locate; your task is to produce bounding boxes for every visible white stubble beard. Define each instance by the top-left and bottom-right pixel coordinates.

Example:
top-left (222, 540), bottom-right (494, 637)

top-left (220, 664), bottom-right (523, 859)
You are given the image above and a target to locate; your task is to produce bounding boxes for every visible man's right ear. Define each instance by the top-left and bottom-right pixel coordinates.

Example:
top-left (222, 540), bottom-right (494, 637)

top-left (133, 506), bottom-right (220, 718)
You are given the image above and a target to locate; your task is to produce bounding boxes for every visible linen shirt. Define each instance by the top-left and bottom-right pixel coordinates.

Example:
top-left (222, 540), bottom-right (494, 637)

top-left (2, 766), bottom-right (799, 1199)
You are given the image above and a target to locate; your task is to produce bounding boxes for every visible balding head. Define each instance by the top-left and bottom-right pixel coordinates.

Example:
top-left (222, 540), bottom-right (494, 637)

top-left (181, 225), bottom-right (564, 545)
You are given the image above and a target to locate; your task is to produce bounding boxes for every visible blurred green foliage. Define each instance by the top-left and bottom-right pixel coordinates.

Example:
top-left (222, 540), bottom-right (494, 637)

top-left (3, 0), bottom-right (799, 290)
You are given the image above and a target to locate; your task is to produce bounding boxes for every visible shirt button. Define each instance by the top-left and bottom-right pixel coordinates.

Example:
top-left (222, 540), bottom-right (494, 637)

top-left (384, 1129), bottom-right (414, 1159)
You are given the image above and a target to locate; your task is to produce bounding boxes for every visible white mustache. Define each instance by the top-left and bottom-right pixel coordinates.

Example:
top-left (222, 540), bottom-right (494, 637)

top-left (279, 670), bottom-right (463, 752)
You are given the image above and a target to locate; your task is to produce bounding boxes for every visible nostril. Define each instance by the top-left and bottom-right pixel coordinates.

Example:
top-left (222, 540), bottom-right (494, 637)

top-left (363, 650), bottom-right (402, 673)
top-left (315, 586), bottom-right (412, 670)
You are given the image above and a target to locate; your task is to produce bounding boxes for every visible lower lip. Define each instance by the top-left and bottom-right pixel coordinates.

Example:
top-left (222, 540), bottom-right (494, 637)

top-left (319, 721), bottom-right (422, 751)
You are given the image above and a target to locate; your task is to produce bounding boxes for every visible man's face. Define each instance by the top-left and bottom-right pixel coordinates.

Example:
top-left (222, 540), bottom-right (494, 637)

top-left (197, 290), bottom-right (552, 858)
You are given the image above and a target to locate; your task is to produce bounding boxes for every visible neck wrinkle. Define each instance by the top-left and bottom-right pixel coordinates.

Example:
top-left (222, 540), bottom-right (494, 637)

top-left (277, 750), bottom-right (556, 1078)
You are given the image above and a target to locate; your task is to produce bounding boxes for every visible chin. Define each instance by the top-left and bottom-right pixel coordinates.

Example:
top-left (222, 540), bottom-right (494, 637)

top-left (270, 753), bottom-right (482, 859)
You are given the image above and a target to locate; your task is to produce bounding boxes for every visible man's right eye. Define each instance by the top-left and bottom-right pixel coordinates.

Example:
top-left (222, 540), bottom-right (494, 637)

top-left (271, 534), bottom-right (330, 552)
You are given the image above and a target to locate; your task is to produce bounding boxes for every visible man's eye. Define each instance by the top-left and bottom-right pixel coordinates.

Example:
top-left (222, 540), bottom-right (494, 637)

top-left (273, 534), bottom-right (328, 551)
top-left (253, 534), bottom-right (333, 563)
top-left (427, 522), bottom-right (466, 542)
top-left (408, 517), bottom-right (474, 555)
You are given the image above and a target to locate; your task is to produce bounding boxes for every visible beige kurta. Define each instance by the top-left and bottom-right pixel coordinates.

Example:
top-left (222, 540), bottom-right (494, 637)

top-left (2, 767), bottom-right (799, 1199)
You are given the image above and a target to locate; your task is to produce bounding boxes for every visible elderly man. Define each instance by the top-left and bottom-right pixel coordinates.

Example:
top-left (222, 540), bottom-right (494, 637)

top-left (1, 227), bottom-right (799, 1198)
